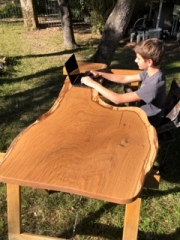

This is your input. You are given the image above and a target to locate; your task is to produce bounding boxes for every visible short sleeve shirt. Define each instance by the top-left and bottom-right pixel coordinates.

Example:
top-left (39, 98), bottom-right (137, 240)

top-left (136, 70), bottom-right (166, 117)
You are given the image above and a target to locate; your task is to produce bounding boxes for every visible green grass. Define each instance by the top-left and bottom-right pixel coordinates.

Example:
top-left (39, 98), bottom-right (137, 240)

top-left (0, 23), bottom-right (180, 240)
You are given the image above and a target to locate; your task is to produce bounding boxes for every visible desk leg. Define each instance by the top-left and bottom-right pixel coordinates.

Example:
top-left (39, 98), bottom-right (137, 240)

top-left (7, 184), bottom-right (21, 237)
top-left (122, 198), bottom-right (141, 240)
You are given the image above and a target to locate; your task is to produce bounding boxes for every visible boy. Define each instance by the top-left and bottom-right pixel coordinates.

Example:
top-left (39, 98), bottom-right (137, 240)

top-left (81, 38), bottom-right (166, 128)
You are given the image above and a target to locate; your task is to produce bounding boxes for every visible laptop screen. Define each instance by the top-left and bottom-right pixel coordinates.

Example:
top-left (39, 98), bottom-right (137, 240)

top-left (65, 54), bottom-right (80, 76)
top-left (64, 54), bottom-right (102, 88)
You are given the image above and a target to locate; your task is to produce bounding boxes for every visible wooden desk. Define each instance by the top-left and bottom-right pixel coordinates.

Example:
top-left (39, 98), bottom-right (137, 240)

top-left (0, 65), bottom-right (158, 240)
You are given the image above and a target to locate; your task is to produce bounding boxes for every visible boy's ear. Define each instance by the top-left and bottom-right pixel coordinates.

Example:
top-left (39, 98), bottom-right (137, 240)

top-left (147, 58), bottom-right (153, 67)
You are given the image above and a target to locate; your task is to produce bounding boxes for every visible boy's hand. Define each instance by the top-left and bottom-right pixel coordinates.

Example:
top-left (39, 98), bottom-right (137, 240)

top-left (81, 76), bottom-right (98, 88)
top-left (85, 70), bottom-right (101, 79)
top-left (89, 70), bottom-right (100, 77)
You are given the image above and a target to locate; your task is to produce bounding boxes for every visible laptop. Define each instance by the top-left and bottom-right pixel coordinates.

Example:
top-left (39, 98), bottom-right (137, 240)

top-left (64, 54), bottom-right (101, 88)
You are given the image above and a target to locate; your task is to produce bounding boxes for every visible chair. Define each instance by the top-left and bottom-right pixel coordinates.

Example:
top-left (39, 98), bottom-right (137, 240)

top-left (156, 80), bottom-right (180, 170)
top-left (157, 79), bottom-right (180, 143)
top-left (129, 16), bottom-right (149, 43)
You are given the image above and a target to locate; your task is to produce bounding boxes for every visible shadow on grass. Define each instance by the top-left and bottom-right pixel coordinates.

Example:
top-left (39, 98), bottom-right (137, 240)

top-left (142, 186), bottom-right (180, 200)
top-left (0, 46), bottom-right (91, 82)
top-left (0, 65), bottom-right (65, 151)
top-left (58, 200), bottom-right (180, 239)
top-left (0, 65), bottom-right (63, 84)
top-left (59, 202), bottom-right (122, 239)
top-left (1, 74), bottom-right (63, 121)
top-left (8, 46), bottom-right (89, 60)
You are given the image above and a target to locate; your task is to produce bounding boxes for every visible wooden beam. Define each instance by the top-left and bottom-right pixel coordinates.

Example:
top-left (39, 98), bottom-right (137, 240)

top-left (7, 184), bottom-right (21, 235)
top-left (9, 233), bottom-right (63, 240)
top-left (123, 198), bottom-right (142, 240)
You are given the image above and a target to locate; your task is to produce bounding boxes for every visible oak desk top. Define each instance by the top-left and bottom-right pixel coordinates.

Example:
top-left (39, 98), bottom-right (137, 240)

top-left (0, 65), bottom-right (158, 205)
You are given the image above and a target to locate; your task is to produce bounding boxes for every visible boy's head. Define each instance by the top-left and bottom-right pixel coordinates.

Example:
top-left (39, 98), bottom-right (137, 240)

top-left (134, 38), bottom-right (165, 67)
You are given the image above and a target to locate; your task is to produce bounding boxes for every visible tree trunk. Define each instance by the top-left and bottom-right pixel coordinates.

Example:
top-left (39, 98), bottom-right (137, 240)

top-left (58, 0), bottom-right (77, 49)
top-left (93, 0), bottom-right (137, 66)
top-left (20, 0), bottom-right (38, 30)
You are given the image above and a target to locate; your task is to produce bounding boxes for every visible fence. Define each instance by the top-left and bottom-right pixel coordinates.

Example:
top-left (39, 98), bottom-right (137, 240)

top-left (38, 0), bottom-right (61, 27)
top-left (0, 0), bottom-right (61, 27)
top-left (0, 1), bottom-right (23, 24)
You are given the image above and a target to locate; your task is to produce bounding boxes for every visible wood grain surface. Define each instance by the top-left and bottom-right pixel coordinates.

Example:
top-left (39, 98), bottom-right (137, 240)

top-left (0, 75), bottom-right (158, 204)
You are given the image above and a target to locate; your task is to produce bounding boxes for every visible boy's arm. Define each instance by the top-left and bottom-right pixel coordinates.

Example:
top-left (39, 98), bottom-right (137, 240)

top-left (92, 70), bottom-right (141, 84)
top-left (81, 77), bottom-right (141, 105)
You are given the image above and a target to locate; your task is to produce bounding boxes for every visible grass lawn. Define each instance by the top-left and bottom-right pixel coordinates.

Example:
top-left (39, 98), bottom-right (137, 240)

top-left (0, 22), bottom-right (180, 240)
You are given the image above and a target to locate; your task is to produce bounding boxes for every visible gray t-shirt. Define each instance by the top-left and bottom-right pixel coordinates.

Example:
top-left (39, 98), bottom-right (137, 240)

top-left (136, 70), bottom-right (166, 126)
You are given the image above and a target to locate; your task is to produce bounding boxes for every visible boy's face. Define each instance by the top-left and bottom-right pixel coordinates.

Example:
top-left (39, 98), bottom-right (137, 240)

top-left (135, 53), bottom-right (149, 70)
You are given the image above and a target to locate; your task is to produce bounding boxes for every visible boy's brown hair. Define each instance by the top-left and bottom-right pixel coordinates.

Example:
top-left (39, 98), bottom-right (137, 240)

top-left (134, 38), bottom-right (165, 66)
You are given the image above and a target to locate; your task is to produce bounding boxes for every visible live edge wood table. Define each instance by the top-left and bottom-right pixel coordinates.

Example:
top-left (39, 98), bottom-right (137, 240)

top-left (0, 62), bottom-right (159, 240)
